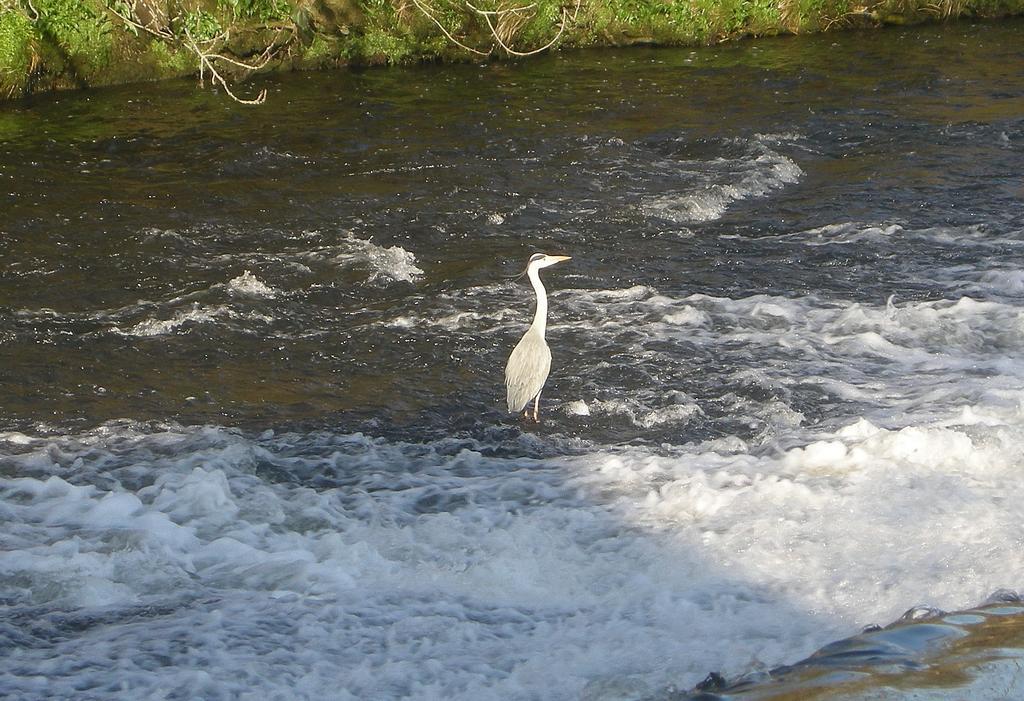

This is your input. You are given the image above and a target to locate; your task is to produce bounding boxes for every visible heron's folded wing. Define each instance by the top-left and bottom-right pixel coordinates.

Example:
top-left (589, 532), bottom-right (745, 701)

top-left (504, 332), bottom-right (552, 412)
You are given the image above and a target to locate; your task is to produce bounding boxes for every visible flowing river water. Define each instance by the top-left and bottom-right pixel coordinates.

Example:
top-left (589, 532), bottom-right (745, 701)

top-left (2, 18), bottom-right (1024, 700)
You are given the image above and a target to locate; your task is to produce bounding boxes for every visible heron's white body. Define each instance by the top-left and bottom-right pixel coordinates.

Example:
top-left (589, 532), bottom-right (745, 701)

top-left (504, 254), bottom-right (569, 419)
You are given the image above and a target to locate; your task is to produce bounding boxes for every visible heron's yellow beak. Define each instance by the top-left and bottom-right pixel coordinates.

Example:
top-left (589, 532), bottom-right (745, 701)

top-left (549, 255), bottom-right (571, 264)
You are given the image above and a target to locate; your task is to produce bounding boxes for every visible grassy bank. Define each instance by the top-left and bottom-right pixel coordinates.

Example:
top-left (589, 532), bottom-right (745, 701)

top-left (1, 0), bottom-right (1022, 101)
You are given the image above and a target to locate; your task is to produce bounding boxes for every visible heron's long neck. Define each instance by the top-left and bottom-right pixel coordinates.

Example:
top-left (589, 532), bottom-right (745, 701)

top-left (528, 265), bottom-right (548, 338)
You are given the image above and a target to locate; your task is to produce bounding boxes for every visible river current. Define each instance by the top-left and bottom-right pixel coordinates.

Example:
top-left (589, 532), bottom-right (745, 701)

top-left (1, 19), bottom-right (1023, 700)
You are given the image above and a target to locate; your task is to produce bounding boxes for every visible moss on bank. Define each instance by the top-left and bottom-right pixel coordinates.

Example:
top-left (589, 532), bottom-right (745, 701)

top-left (1, 0), bottom-right (1022, 101)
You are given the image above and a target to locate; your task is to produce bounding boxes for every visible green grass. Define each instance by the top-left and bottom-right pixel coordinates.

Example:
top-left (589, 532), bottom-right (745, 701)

top-left (180, 9), bottom-right (223, 41)
top-left (0, 8), bottom-right (35, 96)
top-left (1, 0), bottom-right (1023, 99)
top-left (358, 26), bottom-right (414, 63)
top-left (302, 33), bottom-right (341, 66)
top-left (228, 0), bottom-right (292, 21)
top-left (793, 0), bottom-right (844, 31)
top-left (355, 0), bottom-right (411, 63)
top-left (145, 33), bottom-right (195, 73)
top-left (33, 0), bottom-right (116, 81)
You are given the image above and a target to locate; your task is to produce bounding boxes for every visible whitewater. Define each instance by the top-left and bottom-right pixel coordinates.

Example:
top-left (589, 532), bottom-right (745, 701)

top-left (4, 226), bottom-right (1024, 698)
top-left (3, 17), bottom-right (1024, 701)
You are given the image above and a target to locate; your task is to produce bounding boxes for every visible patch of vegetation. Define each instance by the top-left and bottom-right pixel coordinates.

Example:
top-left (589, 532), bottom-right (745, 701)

top-left (505, 0), bottom-right (563, 48)
top-left (739, 0), bottom-right (785, 33)
top-left (357, 26), bottom-right (413, 63)
top-left (354, 0), bottom-right (415, 63)
top-left (0, 7), bottom-right (36, 96)
top-left (144, 31), bottom-right (195, 72)
top-left (574, 0), bottom-right (679, 45)
top-left (301, 33), bottom-right (338, 65)
top-left (180, 8), bottom-right (223, 41)
top-left (33, 0), bottom-right (116, 82)
top-left (228, 0), bottom-right (291, 21)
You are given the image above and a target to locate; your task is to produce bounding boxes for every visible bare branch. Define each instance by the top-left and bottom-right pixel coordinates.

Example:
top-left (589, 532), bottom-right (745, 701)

top-left (409, 0), bottom-right (493, 56)
top-left (203, 29), bottom-right (285, 71)
top-left (107, 0), bottom-right (280, 105)
top-left (1, 0), bottom-right (40, 20)
top-left (107, 1), bottom-right (174, 41)
top-left (182, 25), bottom-right (268, 105)
top-left (465, 0), bottom-right (579, 57)
top-left (821, 8), bottom-right (875, 31)
top-left (466, 2), bottom-right (537, 15)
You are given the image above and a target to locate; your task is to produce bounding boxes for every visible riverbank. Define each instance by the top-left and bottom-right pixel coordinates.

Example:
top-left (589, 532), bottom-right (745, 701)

top-left (1, 0), bottom-right (1023, 102)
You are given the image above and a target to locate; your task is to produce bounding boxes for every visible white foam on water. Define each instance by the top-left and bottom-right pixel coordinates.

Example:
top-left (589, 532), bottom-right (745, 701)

top-left (332, 234), bottom-right (424, 284)
top-left (543, 282), bottom-right (1024, 433)
top-left (754, 132), bottom-right (807, 145)
top-left (2, 404), bottom-right (1024, 700)
top-left (379, 281), bottom-right (543, 332)
top-left (378, 245), bottom-right (1024, 443)
top-left (774, 222), bottom-right (1024, 256)
top-left (6, 222), bottom-right (1024, 699)
top-left (641, 139), bottom-right (804, 224)
top-left (57, 274), bottom-right (283, 339)
top-left (131, 227), bottom-right (424, 296)
top-left (978, 268), bottom-right (1024, 295)
top-left (121, 304), bottom-right (227, 336)
top-left (584, 398), bottom-right (705, 429)
top-left (385, 309), bottom-right (516, 331)
top-left (563, 399), bottom-right (592, 416)
top-left (226, 270), bottom-right (278, 298)
top-left (781, 222), bottom-right (905, 246)
top-left (115, 304), bottom-right (274, 337)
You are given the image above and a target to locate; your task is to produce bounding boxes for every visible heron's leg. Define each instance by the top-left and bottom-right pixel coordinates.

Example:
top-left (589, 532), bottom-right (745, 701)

top-left (532, 393), bottom-right (541, 423)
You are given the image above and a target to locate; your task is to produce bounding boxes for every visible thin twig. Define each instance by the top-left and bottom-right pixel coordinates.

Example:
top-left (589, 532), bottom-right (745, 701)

top-left (203, 29), bottom-right (284, 71)
top-left (466, 0), bottom-right (579, 57)
top-left (182, 25), bottom-right (267, 104)
top-left (109, 0), bottom-right (277, 105)
top-left (821, 8), bottom-right (875, 30)
top-left (409, 0), bottom-right (493, 56)
top-left (466, 2), bottom-right (536, 15)
top-left (107, 2), bottom-right (174, 40)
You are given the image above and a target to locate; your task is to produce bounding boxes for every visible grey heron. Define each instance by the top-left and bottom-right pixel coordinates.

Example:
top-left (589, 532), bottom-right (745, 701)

top-left (505, 253), bottom-right (571, 422)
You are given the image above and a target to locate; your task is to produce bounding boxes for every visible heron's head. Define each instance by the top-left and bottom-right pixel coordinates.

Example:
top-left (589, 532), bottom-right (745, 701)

top-left (527, 253), bottom-right (571, 270)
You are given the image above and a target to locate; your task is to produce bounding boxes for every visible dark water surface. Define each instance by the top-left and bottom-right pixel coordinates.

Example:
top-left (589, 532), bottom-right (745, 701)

top-left (1, 19), bottom-right (1024, 701)
top-left (3, 20), bottom-right (1022, 439)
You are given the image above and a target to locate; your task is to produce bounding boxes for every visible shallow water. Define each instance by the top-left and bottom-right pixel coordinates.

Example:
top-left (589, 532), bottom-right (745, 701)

top-left (2, 18), bottom-right (1024, 700)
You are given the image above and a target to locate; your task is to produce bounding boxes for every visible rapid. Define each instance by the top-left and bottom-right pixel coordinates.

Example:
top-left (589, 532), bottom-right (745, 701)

top-left (1, 19), bottom-right (1023, 700)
